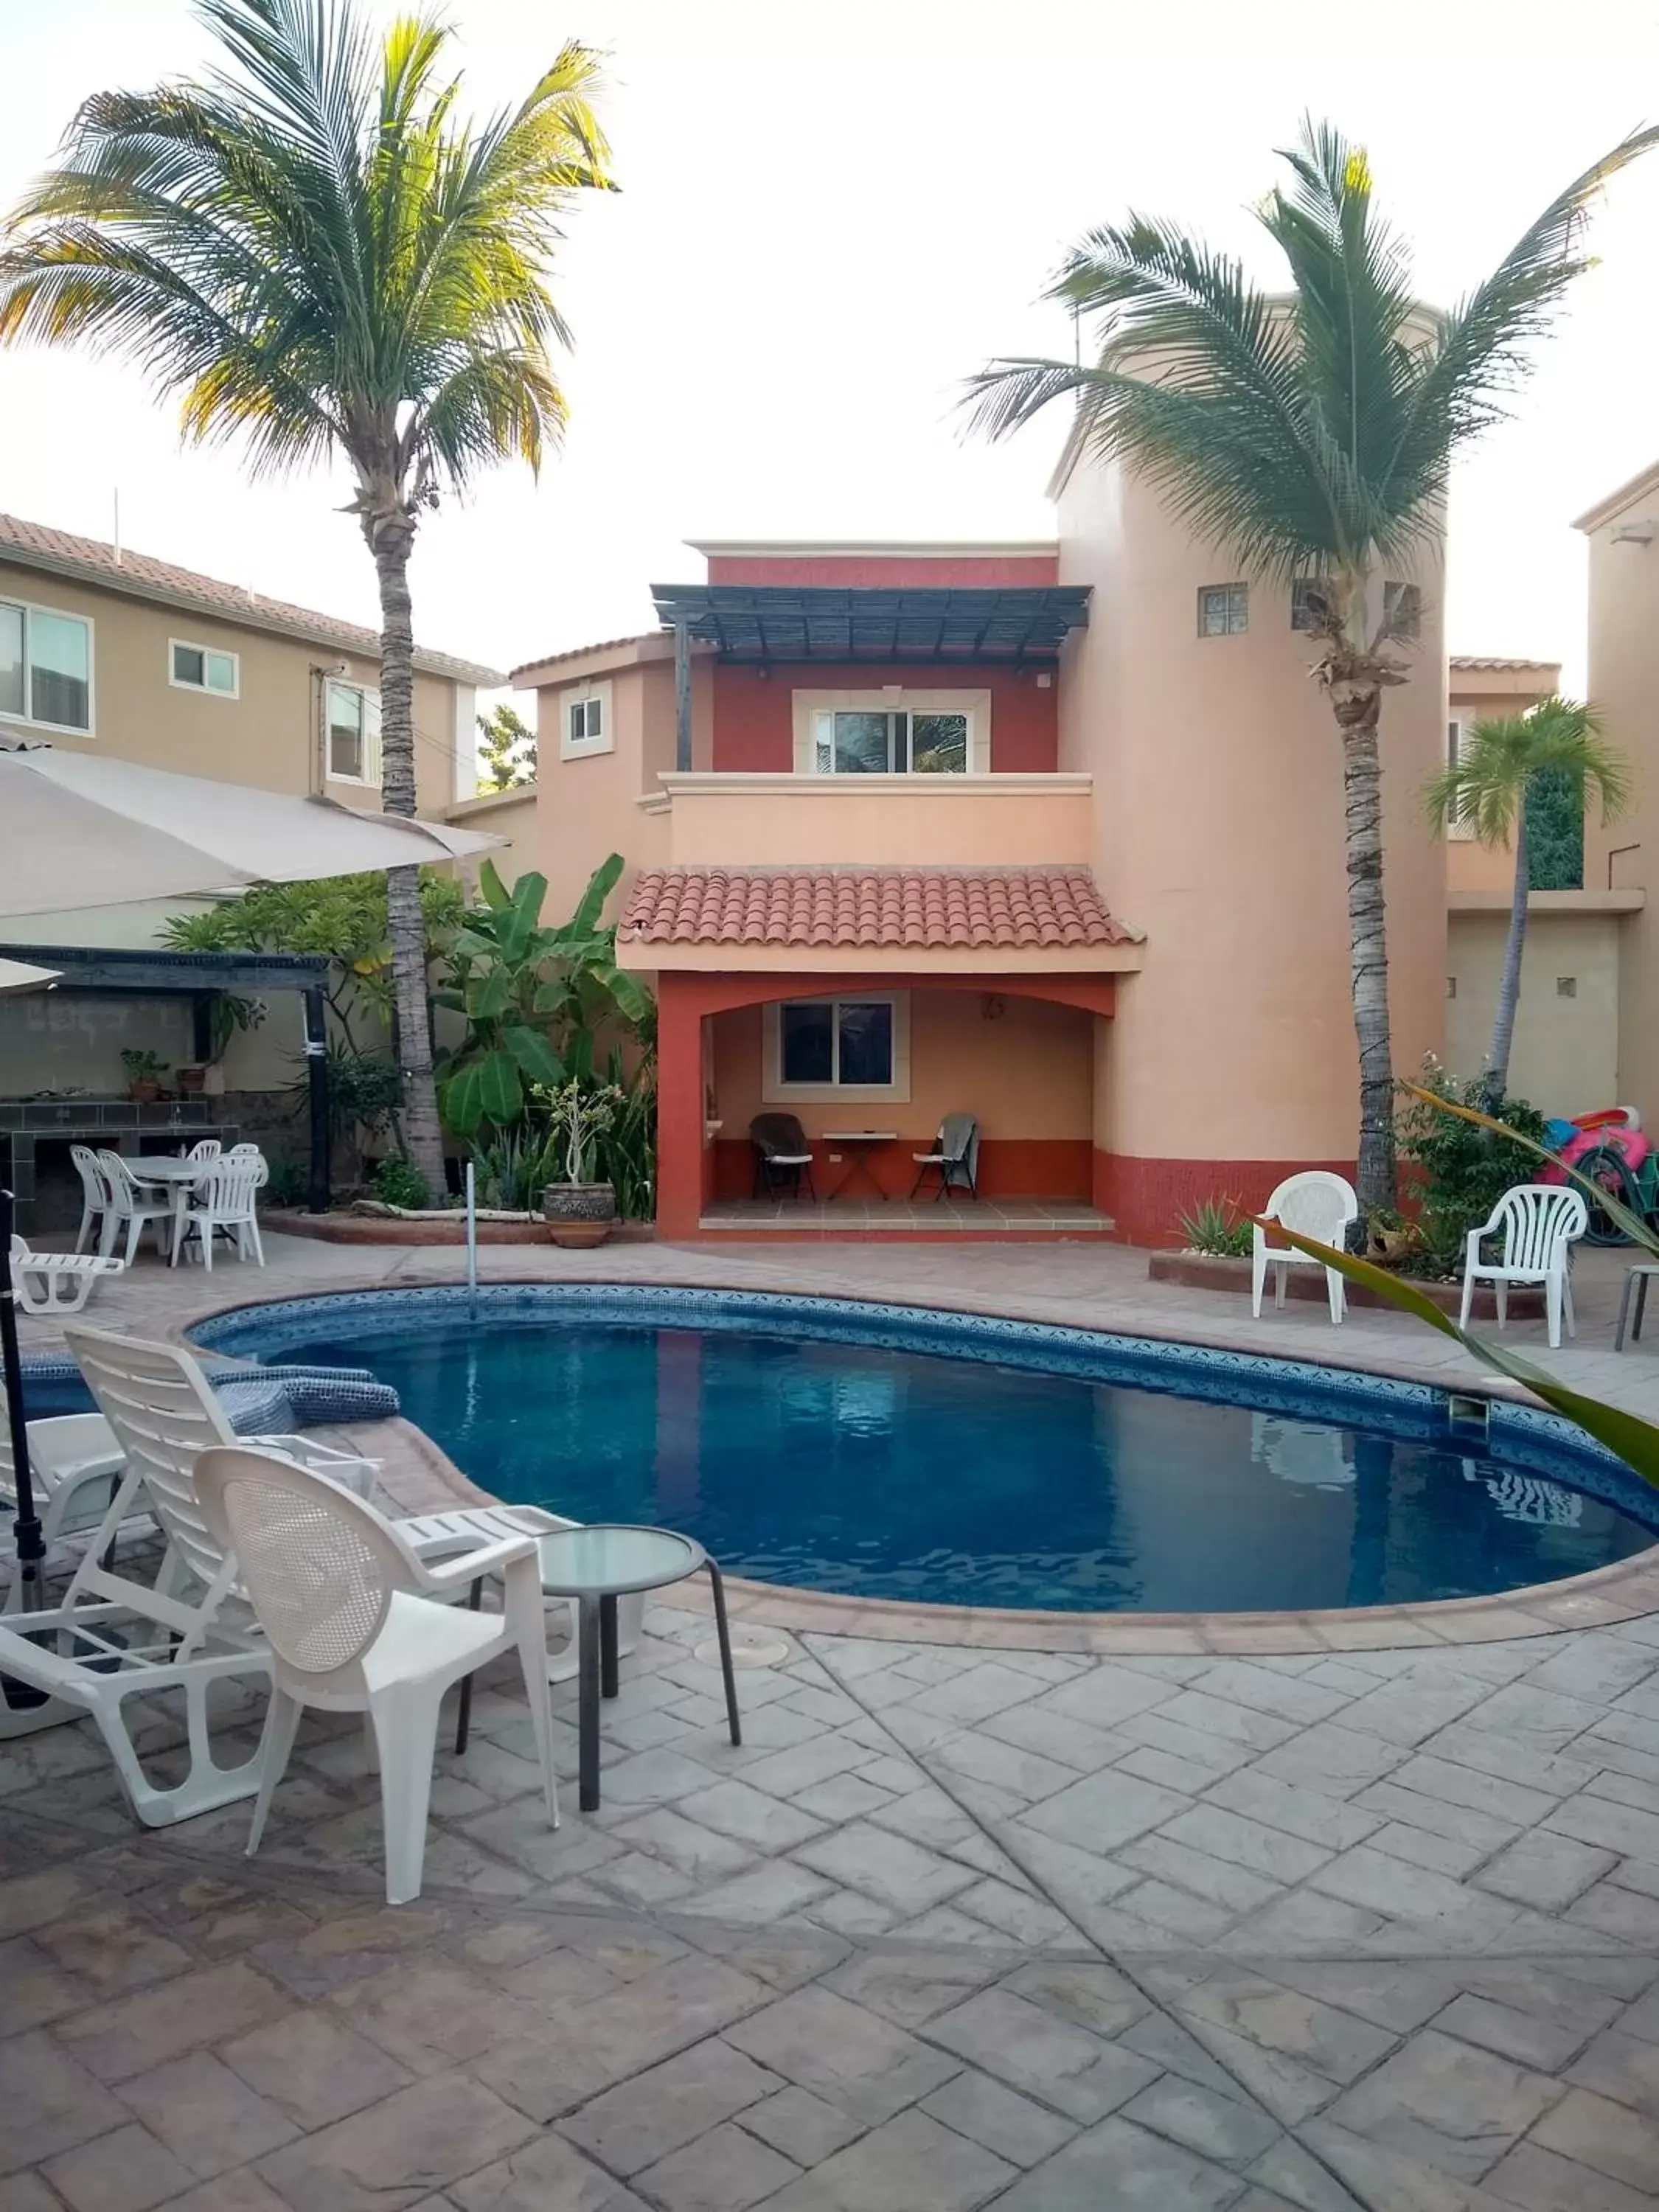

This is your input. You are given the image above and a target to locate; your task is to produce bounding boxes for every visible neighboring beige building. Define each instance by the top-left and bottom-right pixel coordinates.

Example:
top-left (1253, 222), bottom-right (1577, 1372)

top-left (1438, 654), bottom-right (1629, 1115)
top-left (0, 512), bottom-right (500, 816)
top-left (0, 512), bottom-right (503, 1108)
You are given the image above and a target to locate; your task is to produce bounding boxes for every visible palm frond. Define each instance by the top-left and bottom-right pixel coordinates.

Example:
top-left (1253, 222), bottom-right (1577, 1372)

top-left (1423, 695), bottom-right (1631, 844)
top-left (0, 0), bottom-right (611, 508)
top-left (968, 115), bottom-right (1656, 599)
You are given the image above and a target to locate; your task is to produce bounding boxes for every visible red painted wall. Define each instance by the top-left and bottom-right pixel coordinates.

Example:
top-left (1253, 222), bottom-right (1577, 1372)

top-left (1093, 1152), bottom-right (1357, 1248)
top-left (706, 552), bottom-right (1057, 587)
top-left (710, 662), bottom-right (1060, 773)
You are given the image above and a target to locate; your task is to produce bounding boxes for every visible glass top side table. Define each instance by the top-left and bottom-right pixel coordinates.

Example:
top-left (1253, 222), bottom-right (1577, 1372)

top-left (535, 1523), bottom-right (742, 1811)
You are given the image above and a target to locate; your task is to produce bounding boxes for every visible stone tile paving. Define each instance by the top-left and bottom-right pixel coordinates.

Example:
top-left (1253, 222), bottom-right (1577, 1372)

top-left (4, 1594), bottom-right (1659, 2206)
top-left (10, 1232), bottom-right (1659, 2201)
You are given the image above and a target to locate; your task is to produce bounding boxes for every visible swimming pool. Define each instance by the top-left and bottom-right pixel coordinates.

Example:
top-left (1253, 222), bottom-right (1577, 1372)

top-left (187, 1287), bottom-right (1659, 1615)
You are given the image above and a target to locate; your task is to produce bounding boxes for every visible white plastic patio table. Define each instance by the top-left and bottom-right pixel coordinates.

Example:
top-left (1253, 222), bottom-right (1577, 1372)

top-left (532, 1525), bottom-right (742, 1811)
top-left (125, 1157), bottom-right (209, 1256)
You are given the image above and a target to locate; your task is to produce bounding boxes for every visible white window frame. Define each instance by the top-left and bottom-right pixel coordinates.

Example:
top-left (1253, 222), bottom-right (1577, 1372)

top-left (324, 678), bottom-right (382, 786)
top-left (558, 676), bottom-right (613, 761)
top-left (790, 689), bottom-right (990, 776)
top-left (1198, 583), bottom-right (1249, 637)
top-left (763, 992), bottom-right (912, 1105)
top-left (168, 637), bottom-right (240, 698)
top-left (0, 594), bottom-right (94, 737)
top-left (1445, 719), bottom-right (1475, 840)
top-left (1385, 581), bottom-right (1422, 640)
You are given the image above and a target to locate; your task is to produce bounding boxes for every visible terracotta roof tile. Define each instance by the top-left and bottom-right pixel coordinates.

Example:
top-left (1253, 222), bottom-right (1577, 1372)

top-left (620, 866), bottom-right (1136, 950)
top-left (0, 512), bottom-right (501, 685)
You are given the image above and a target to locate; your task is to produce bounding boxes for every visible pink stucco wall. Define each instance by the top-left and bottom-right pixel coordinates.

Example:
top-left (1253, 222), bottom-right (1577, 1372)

top-left (1056, 446), bottom-right (1447, 1231)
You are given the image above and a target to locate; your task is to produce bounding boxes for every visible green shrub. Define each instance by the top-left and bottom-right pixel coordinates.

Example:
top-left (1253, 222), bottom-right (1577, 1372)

top-left (371, 1155), bottom-right (431, 1211)
top-left (1397, 1057), bottom-right (1548, 1269)
top-left (262, 1155), bottom-right (307, 1208)
top-left (1178, 1197), bottom-right (1253, 1258)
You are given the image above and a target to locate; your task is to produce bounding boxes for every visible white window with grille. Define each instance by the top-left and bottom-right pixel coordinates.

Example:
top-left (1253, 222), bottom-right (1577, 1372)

top-left (1198, 584), bottom-right (1248, 636)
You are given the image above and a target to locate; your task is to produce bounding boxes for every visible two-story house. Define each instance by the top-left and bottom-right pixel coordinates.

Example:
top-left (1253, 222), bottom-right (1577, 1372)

top-left (0, 511), bottom-right (499, 818)
top-left (507, 436), bottom-right (1450, 1245)
top-left (0, 510), bottom-right (501, 1119)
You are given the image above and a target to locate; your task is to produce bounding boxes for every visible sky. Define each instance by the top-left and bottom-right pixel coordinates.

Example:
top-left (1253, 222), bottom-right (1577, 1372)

top-left (2, 0), bottom-right (1659, 702)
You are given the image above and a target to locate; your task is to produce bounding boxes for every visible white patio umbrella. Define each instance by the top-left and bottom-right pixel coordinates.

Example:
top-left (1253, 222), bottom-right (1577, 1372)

top-left (0, 959), bottom-right (59, 994)
top-left (0, 741), bottom-right (495, 917)
top-left (0, 740), bottom-right (502, 1604)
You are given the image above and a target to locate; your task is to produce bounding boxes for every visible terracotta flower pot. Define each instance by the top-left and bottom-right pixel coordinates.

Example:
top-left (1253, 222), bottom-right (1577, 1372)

top-left (175, 1065), bottom-right (207, 1096)
top-left (128, 1082), bottom-right (161, 1105)
top-left (541, 1181), bottom-right (616, 1249)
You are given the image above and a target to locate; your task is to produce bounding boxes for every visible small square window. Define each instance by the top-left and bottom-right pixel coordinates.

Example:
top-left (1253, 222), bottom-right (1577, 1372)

top-left (171, 640), bottom-right (238, 695)
top-left (1557, 975), bottom-right (1577, 998)
top-left (1198, 584), bottom-right (1248, 637)
top-left (1384, 582), bottom-right (1422, 640)
top-left (1290, 578), bottom-right (1330, 632)
top-left (568, 696), bottom-right (603, 745)
top-left (1447, 976), bottom-right (1458, 999)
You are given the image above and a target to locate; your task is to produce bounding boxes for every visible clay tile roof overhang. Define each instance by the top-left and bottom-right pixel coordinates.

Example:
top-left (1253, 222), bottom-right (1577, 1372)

top-left (1448, 655), bottom-right (1559, 673)
top-left (619, 866), bottom-right (1136, 951)
top-left (649, 581), bottom-right (1091, 662)
top-left (0, 512), bottom-right (504, 686)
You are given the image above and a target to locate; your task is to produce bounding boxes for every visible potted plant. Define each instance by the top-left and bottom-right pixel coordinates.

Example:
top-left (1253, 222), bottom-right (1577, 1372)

top-left (540, 1078), bottom-right (622, 1248)
top-left (120, 1048), bottom-right (169, 1104)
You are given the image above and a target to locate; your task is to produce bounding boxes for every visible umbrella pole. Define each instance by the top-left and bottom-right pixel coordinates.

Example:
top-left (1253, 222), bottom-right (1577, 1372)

top-left (0, 1186), bottom-right (42, 1594)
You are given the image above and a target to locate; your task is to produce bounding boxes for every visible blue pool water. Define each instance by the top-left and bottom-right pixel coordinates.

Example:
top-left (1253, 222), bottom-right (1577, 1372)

top-left (178, 1288), bottom-right (1659, 1615)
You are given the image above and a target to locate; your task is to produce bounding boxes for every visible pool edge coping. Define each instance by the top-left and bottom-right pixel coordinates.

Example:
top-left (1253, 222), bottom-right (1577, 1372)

top-left (134, 1266), bottom-right (1659, 1656)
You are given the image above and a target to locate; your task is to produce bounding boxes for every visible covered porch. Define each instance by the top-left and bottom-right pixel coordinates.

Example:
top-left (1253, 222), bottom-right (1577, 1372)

top-left (653, 965), bottom-right (1128, 1241)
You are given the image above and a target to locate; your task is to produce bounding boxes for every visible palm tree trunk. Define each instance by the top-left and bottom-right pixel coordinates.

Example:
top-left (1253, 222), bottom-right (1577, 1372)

top-left (1486, 804), bottom-right (1530, 1102)
top-left (1333, 680), bottom-right (1397, 1215)
top-left (369, 516), bottom-right (447, 1194)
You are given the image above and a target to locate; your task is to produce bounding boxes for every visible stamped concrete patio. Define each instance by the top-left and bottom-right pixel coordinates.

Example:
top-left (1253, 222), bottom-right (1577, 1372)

top-left (6, 1233), bottom-right (1659, 2211)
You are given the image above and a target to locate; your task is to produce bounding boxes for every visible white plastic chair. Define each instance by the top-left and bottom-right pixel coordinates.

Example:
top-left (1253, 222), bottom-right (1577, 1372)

top-left (96, 1150), bottom-right (178, 1265)
top-left (1252, 1171), bottom-right (1360, 1324)
top-left (69, 1144), bottom-right (111, 1256)
top-left (1460, 1184), bottom-right (1588, 1350)
top-left (174, 1155), bottom-right (267, 1270)
top-left (186, 1138), bottom-right (222, 1164)
top-left (196, 1446), bottom-right (560, 1906)
top-left (226, 1144), bottom-right (264, 1163)
top-left (9, 1235), bottom-right (125, 1316)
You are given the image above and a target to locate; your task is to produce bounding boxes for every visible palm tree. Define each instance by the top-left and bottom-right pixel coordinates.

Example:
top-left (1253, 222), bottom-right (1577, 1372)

top-left (0, 0), bottom-right (611, 1189)
top-left (1425, 696), bottom-right (1629, 1099)
top-left (968, 119), bottom-right (1655, 1213)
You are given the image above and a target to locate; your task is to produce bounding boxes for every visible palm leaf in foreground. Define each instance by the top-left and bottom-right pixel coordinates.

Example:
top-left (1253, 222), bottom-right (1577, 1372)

top-left (1263, 1221), bottom-right (1659, 1493)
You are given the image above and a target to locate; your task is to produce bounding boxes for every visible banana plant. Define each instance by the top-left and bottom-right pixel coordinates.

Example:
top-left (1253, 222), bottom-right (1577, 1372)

top-left (434, 855), bottom-right (651, 1135)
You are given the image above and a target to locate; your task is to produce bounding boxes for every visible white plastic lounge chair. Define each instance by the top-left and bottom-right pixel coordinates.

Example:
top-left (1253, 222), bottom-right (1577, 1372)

top-left (174, 1154), bottom-right (267, 1270)
top-left (97, 1151), bottom-right (178, 1265)
top-left (1252, 1171), bottom-right (1360, 1325)
top-left (0, 1411), bottom-right (136, 1604)
top-left (911, 1113), bottom-right (981, 1201)
top-left (196, 1445), bottom-right (560, 1906)
top-left (1459, 1184), bottom-right (1587, 1350)
top-left (69, 1144), bottom-right (112, 1256)
top-left (9, 1235), bottom-right (125, 1316)
top-left (0, 1328), bottom-right (382, 1825)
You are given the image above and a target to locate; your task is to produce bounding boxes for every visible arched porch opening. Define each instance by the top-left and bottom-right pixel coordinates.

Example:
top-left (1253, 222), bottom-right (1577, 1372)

top-left (655, 969), bottom-right (1118, 1239)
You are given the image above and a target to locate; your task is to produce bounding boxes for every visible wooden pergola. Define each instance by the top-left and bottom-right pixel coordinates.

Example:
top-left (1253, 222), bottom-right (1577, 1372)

top-left (649, 580), bottom-right (1093, 771)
